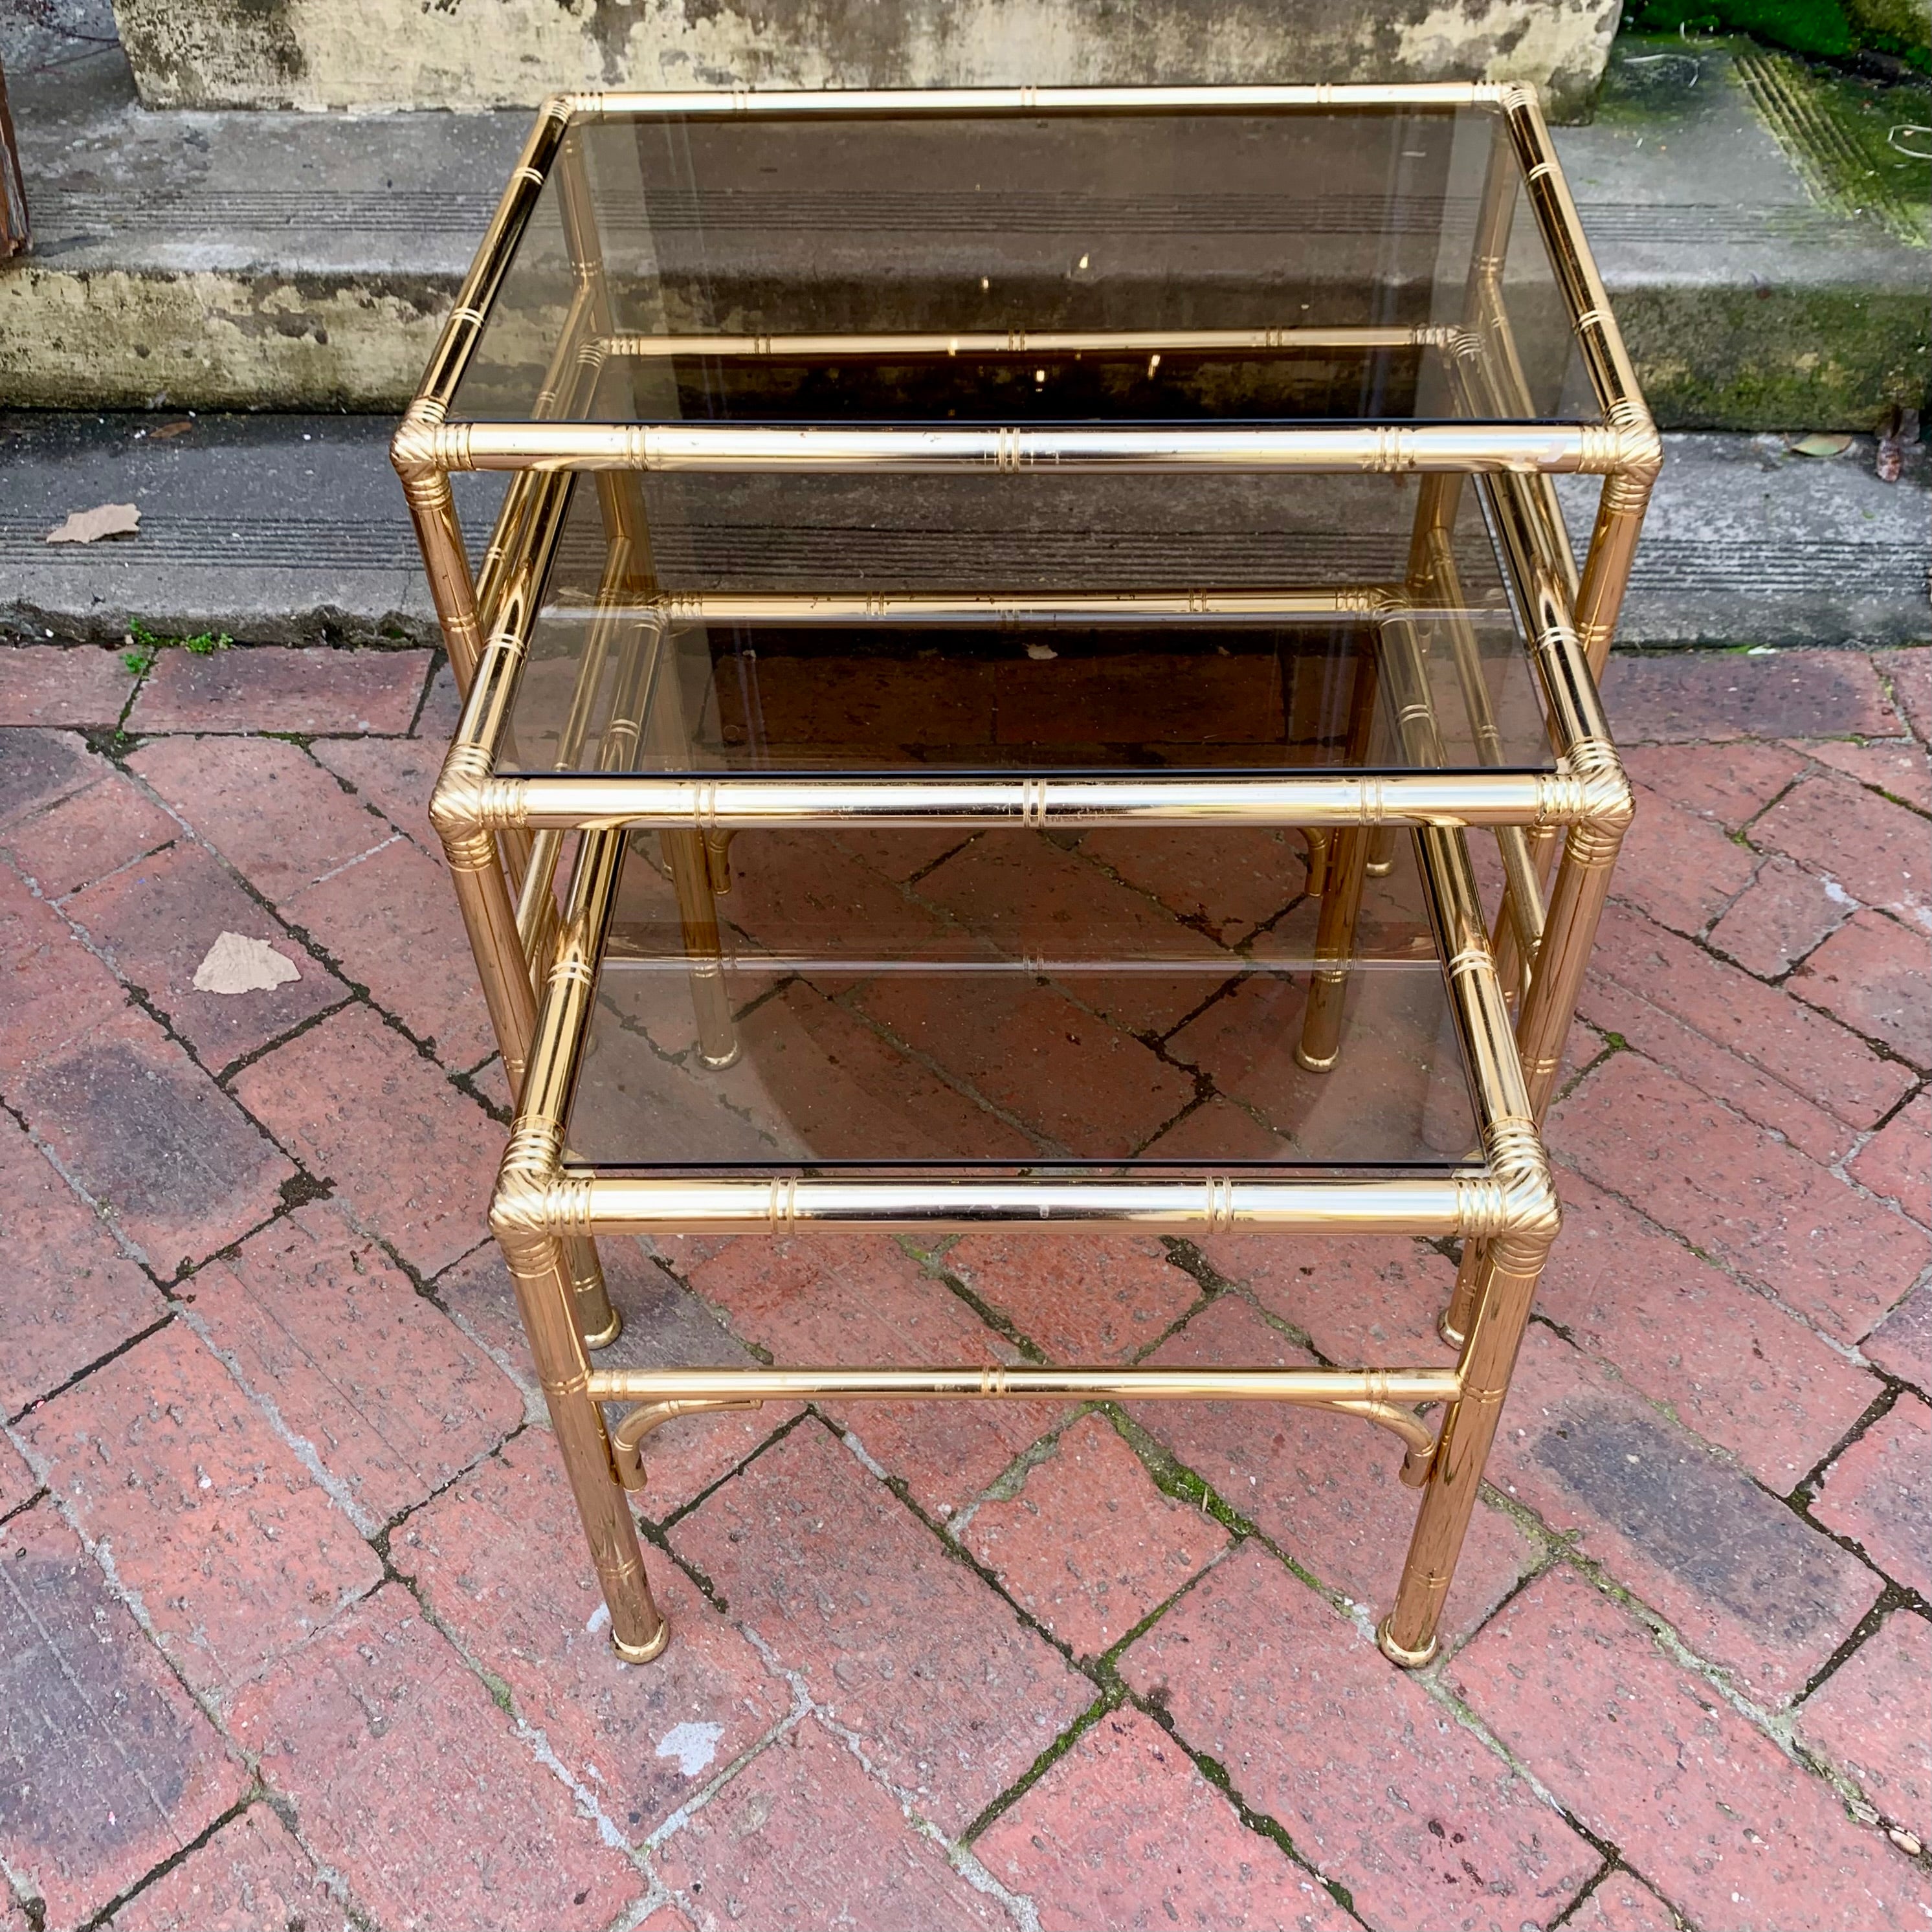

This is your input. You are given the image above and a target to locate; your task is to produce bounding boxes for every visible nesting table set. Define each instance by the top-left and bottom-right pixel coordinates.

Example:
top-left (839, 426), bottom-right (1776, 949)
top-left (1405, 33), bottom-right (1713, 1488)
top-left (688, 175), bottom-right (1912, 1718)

top-left (395, 84), bottom-right (1654, 1669)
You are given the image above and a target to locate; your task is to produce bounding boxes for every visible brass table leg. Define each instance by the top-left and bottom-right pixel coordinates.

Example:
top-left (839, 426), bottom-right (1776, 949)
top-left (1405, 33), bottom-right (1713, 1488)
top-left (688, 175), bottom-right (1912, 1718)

top-left (1296, 819), bottom-right (1369, 1071)
top-left (1298, 635), bottom-right (1380, 1071)
top-left (661, 828), bottom-right (740, 1069)
top-left (496, 827), bottom-right (669, 1660)
top-left (1381, 1204), bottom-right (1554, 1666)
top-left (496, 1188), bottom-right (665, 1660)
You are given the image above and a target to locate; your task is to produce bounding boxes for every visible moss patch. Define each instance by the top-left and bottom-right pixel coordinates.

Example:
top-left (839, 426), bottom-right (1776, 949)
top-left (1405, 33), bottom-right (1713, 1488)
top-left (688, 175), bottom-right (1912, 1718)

top-left (1619, 283), bottom-right (1931, 427)
top-left (1625, 0), bottom-right (1930, 68)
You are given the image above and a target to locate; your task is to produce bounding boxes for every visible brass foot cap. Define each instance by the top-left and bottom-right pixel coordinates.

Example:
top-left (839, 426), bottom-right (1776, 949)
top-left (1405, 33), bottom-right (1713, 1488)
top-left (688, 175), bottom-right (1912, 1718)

top-left (697, 1045), bottom-right (742, 1071)
top-left (612, 1620), bottom-right (671, 1665)
top-left (1294, 1045), bottom-right (1339, 1074)
top-left (1376, 1616), bottom-right (1438, 1670)
top-left (1436, 1309), bottom-right (1467, 1349)
top-left (581, 1309), bottom-right (623, 1350)
top-left (1364, 858), bottom-right (1395, 877)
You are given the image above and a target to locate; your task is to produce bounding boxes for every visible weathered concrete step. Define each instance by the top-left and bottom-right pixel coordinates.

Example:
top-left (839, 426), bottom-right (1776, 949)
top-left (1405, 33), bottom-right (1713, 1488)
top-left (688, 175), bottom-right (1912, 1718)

top-left (0, 34), bottom-right (1926, 428)
top-left (106, 0), bottom-right (1621, 117)
top-left (1, 415), bottom-right (1924, 649)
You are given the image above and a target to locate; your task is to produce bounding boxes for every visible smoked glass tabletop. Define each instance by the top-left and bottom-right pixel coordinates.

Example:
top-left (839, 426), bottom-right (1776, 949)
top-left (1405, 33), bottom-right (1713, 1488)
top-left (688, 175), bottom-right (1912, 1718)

top-left (451, 101), bottom-right (1596, 428)
top-left (498, 470), bottom-right (1562, 778)
top-left (564, 823), bottom-right (1481, 1174)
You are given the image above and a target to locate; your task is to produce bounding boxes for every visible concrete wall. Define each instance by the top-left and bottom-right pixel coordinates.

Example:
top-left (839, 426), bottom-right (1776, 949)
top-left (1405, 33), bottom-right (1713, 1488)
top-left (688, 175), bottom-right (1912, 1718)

top-left (110, 0), bottom-right (1622, 118)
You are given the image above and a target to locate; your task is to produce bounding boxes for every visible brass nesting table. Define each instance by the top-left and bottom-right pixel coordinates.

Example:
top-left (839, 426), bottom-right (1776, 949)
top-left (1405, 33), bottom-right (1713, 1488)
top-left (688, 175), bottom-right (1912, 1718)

top-left (395, 83), bottom-right (1653, 1669)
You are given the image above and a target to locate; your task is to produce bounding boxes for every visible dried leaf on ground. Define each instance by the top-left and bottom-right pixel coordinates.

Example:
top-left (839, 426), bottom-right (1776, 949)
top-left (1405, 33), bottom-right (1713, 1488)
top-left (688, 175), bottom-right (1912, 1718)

top-left (1788, 433), bottom-right (1853, 459)
top-left (193, 931), bottom-right (301, 995)
top-left (45, 502), bottom-right (141, 544)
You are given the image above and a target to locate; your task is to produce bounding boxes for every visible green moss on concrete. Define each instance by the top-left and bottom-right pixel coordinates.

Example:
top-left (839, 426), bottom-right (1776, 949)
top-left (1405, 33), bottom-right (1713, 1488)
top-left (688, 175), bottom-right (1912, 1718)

top-left (1625, 0), bottom-right (1930, 66)
top-left (1620, 283), bottom-right (1931, 427)
top-left (1733, 43), bottom-right (1931, 242)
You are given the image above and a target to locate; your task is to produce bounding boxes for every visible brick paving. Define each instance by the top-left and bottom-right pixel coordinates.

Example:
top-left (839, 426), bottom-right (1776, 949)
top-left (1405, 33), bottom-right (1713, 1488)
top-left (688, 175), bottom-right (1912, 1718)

top-left (0, 638), bottom-right (1927, 1930)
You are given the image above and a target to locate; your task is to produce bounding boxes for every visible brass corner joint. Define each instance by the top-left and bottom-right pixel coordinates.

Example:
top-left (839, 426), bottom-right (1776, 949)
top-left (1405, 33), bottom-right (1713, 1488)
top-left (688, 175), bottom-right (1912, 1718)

top-left (1459, 1113), bottom-right (1562, 1271)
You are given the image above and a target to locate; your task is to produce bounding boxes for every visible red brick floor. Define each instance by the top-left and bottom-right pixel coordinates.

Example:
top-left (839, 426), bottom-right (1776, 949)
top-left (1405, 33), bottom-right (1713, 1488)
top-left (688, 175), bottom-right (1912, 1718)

top-left (1, 641), bottom-right (1928, 1930)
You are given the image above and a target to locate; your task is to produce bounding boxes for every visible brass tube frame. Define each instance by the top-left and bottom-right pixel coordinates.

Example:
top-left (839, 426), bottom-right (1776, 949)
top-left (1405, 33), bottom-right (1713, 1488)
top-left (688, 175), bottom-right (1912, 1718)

top-left (605, 324), bottom-right (1465, 359)
top-left (489, 810), bottom-right (1558, 1667)
top-left (408, 81), bottom-right (1642, 1674)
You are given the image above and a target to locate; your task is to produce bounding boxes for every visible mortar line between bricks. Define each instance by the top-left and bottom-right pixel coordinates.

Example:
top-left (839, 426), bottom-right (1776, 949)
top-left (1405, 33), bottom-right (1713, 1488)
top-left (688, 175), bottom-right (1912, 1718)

top-left (1785, 1382), bottom-right (1932, 1623)
top-left (1077, 833), bottom-right (1310, 954)
top-left (0, 738), bottom-right (105, 829)
top-left (1549, 1860), bottom-right (1694, 1932)
top-left (73, 1791), bottom-right (268, 1932)
top-left (208, 991), bottom-right (361, 1087)
top-left (603, 1880), bottom-right (691, 1932)
top-left (1416, 1505), bottom-right (1565, 1666)
top-left (298, 828), bottom-right (403, 893)
top-left (622, 1245), bottom-right (778, 1381)
top-left (1547, 1131), bottom-right (1909, 1378)
top-left (394, 1567), bottom-right (645, 1860)
top-left (234, 1784), bottom-right (385, 1932)
top-left (639, 1619), bottom-right (1050, 1932)
top-left (959, 1537), bottom-right (1269, 1847)
top-left (900, 1244), bottom-right (1052, 1366)
top-left (880, 841), bottom-right (1275, 1140)
top-left (70, 1433), bottom-right (386, 1717)
top-left (370, 1418), bottom-right (538, 1568)
top-left (0, 1467), bottom-right (47, 1529)
top-left (1398, 1590), bottom-right (1636, 1854)
top-left (1552, 1028), bottom-right (1619, 1109)
top-left (112, 657), bottom-right (153, 736)
top-left (0, 1844), bottom-right (38, 1932)
top-left (1825, 1133), bottom-right (1932, 1243)
top-left (431, 1280), bottom-right (550, 1433)
top-left (5, 801), bottom-right (384, 1250)
top-left (1, 1465), bottom-right (248, 1782)
top-left (1583, 1551), bottom-right (1932, 1859)
top-left (1074, 1405), bottom-right (1641, 1907)
top-left (3, 1306), bottom-right (178, 1432)
top-left (816, 1406), bottom-right (1134, 1683)
top-left (1104, 1683), bottom-right (1373, 1927)
top-left (639, 1643), bottom-right (816, 1854)
top-left (25, 827), bottom-right (182, 909)
top-left (822, 984), bottom-right (1063, 1157)
top-left (1790, 1585), bottom-right (1932, 1728)
top-left (1597, 883), bottom-right (1924, 1111)
top-left (0, 1083), bottom-right (155, 1273)
top-left (722, 1623), bottom-right (1052, 1932)
top-left (170, 1302), bottom-right (394, 1540)
top-left (649, 1404), bottom-right (817, 1550)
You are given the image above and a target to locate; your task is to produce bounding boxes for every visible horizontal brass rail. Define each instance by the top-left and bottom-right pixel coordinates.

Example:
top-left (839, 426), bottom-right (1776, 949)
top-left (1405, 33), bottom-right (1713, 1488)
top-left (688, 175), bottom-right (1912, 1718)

top-left (408, 421), bottom-right (1641, 478)
top-left (627, 586), bottom-right (1417, 625)
top-left (556, 1173), bottom-right (1504, 1238)
top-left (476, 772), bottom-right (1596, 833)
top-left (586, 1364), bottom-right (1461, 1405)
top-left (605, 326), bottom-right (1452, 360)
top-left (597, 952), bottom-right (1437, 976)
top-left (588, 1363), bottom-right (1459, 1489)
top-left (561, 82), bottom-right (1500, 120)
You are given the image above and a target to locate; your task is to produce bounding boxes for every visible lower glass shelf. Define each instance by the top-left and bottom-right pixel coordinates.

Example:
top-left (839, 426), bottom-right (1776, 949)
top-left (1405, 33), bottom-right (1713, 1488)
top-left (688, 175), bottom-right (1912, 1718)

top-left (562, 818), bottom-right (1482, 1173)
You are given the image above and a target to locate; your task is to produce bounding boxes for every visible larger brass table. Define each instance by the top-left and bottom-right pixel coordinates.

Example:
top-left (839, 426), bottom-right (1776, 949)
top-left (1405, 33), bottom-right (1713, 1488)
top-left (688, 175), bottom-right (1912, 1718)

top-left (395, 82), bottom-right (1652, 1668)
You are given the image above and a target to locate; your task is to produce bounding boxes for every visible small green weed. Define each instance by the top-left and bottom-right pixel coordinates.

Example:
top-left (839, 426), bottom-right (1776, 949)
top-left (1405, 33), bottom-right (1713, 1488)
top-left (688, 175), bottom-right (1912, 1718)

top-left (122, 618), bottom-right (234, 676)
